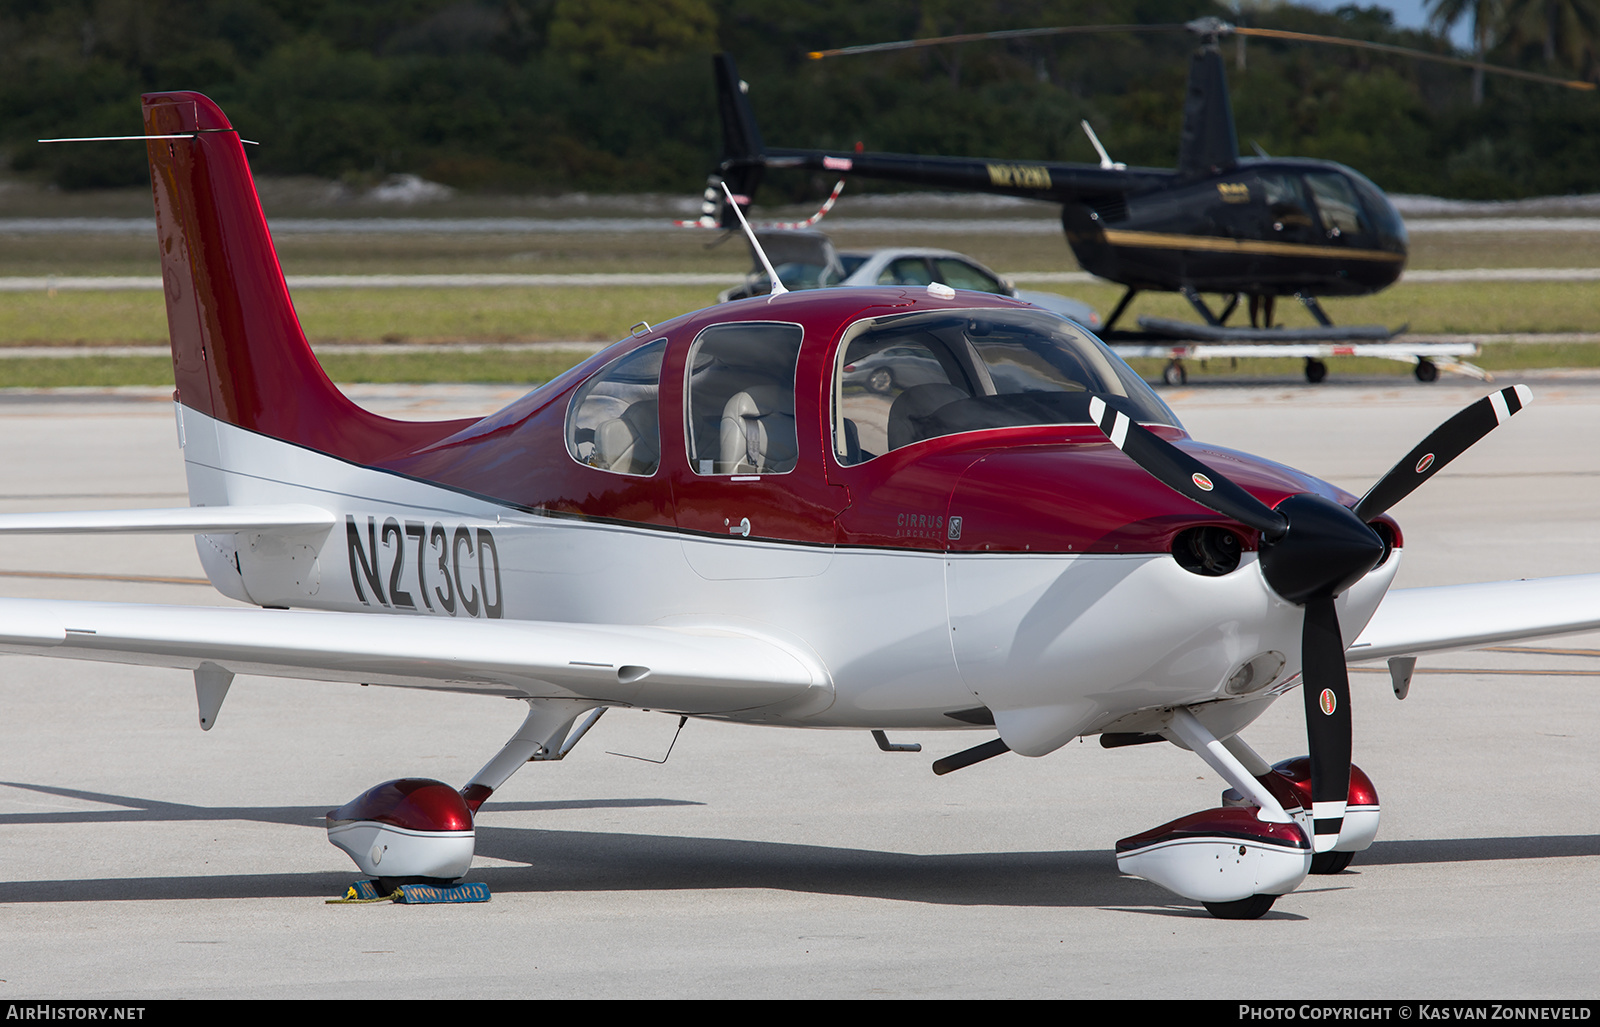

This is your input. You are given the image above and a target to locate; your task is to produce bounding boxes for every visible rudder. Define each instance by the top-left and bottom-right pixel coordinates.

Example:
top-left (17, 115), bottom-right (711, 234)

top-left (143, 92), bottom-right (470, 464)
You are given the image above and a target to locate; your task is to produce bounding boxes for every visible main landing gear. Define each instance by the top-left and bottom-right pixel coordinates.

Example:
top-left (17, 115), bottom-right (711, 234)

top-left (326, 699), bottom-right (605, 894)
top-left (1112, 709), bottom-right (1380, 919)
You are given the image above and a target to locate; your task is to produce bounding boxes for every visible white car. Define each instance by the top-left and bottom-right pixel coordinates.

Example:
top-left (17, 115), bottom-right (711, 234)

top-left (718, 230), bottom-right (1102, 331)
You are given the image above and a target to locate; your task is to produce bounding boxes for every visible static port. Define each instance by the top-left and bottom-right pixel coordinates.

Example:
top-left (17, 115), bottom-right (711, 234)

top-left (1172, 526), bottom-right (1243, 576)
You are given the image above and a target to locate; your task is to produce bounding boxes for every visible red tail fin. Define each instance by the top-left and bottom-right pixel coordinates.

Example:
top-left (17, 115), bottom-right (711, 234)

top-left (143, 92), bottom-right (471, 462)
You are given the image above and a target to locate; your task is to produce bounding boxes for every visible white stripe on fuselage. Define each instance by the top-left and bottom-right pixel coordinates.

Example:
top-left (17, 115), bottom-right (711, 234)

top-left (176, 407), bottom-right (1401, 737)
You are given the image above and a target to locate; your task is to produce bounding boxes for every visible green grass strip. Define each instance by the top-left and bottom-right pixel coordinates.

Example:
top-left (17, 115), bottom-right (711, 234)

top-left (0, 342), bottom-right (1589, 390)
top-left (0, 286), bottom-right (718, 346)
top-left (0, 280), bottom-right (1597, 346)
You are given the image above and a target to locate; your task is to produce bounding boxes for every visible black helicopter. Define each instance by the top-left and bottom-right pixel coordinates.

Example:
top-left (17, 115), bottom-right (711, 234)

top-left (703, 17), bottom-right (1591, 355)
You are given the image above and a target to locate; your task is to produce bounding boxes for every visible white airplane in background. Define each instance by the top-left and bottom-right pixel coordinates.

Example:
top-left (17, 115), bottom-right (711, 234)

top-left (5, 90), bottom-right (1598, 920)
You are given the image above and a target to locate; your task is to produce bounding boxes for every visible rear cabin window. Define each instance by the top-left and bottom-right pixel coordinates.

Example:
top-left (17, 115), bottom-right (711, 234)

top-left (833, 308), bottom-right (1177, 465)
top-left (566, 339), bottom-right (665, 476)
top-left (685, 322), bottom-right (804, 475)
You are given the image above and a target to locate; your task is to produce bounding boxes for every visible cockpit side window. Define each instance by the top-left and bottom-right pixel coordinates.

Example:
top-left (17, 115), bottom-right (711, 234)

top-left (1305, 172), bottom-right (1369, 237)
top-left (566, 338), bottom-right (666, 476)
top-left (685, 322), bottom-right (804, 475)
top-left (832, 308), bottom-right (1178, 465)
top-left (1258, 173), bottom-right (1314, 229)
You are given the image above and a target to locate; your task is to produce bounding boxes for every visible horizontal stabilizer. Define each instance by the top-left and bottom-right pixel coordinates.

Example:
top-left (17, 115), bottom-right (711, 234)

top-left (0, 504), bottom-right (335, 535)
top-left (1348, 574), bottom-right (1600, 663)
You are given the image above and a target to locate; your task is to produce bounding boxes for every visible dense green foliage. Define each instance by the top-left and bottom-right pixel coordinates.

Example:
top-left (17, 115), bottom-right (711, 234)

top-left (3, 0), bottom-right (1598, 199)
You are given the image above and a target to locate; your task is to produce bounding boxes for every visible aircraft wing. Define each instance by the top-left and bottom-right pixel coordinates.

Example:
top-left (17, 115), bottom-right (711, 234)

top-left (1347, 573), bottom-right (1600, 663)
top-left (0, 598), bottom-right (829, 715)
top-left (0, 505), bottom-right (335, 534)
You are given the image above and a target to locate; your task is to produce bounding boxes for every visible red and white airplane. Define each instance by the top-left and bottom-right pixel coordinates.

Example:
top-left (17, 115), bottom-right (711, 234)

top-left (6, 91), bottom-right (1598, 919)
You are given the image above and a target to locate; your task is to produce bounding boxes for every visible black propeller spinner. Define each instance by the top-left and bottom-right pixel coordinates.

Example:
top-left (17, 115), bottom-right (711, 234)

top-left (1088, 383), bottom-right (1530, 850)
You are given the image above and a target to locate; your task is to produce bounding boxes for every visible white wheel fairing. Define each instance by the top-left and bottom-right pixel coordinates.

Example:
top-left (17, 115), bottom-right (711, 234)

top-left (1117, 835), bottom-right (1311, 902)
top-left (1336, 805), bottom-right (1380, 853)
top-left (326, 820), bottom-right (475, 880)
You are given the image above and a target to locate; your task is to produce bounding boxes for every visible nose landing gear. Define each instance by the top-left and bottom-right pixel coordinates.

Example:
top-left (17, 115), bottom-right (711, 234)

top-left (1112, 711), bottom-right (1383, 918)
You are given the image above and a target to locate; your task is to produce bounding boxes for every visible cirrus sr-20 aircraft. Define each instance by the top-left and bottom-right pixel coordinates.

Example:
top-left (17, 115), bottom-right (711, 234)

top-left (6, 91), bottom-right (1599, 919)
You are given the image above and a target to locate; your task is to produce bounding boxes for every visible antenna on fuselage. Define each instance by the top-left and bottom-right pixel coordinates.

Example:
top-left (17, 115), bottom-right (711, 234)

top-left (1079, 121), bottom-right (1126, 171)
top-left (721, 181), bottom-right (788, 298)
top-left (38, 132), bottom-right (260, 145)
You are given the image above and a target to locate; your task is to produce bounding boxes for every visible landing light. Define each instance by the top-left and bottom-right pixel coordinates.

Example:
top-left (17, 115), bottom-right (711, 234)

top-left (1225, 651), bottom-right (1286, 696)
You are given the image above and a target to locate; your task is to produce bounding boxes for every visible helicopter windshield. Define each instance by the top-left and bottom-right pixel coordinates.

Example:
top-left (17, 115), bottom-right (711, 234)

top-left (833, 308), bottom-right (1178, 464)
top-left (1343, 168), bottom-right (1408, 248)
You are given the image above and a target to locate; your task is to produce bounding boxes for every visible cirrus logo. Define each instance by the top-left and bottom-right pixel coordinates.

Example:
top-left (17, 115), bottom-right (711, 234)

top-left (1191, 472), bottom-right (1214, 492)
top-left (1319, 688), bottom-right (1337, 715)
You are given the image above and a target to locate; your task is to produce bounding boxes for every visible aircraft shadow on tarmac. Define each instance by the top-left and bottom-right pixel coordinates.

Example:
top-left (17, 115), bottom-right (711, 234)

top-left (0, 781), bottom-right (1594, 912)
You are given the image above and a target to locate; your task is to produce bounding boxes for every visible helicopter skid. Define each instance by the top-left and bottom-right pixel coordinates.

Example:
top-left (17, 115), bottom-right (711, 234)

top-left (1111, 340), bottom-right (1488, 382)
top-left (1130, 317), bottom-right (1400, 344)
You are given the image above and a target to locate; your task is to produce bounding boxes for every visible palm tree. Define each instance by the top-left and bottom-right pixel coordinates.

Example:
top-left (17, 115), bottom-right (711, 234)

top-left (1427, 0), bottom-right (1505, 102)
top-left (1502, 0), bottom-right (1600, 78)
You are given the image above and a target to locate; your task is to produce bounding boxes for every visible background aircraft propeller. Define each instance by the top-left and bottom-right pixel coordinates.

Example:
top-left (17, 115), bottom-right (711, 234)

top-left (1088, 385), bottom-right (1531, 850)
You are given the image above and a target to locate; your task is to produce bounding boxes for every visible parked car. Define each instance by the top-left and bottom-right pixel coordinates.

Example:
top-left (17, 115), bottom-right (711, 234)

top-left (841, 344), bottom-right (949, 394)
top-left (718, 230), bottom-right (1102, 331)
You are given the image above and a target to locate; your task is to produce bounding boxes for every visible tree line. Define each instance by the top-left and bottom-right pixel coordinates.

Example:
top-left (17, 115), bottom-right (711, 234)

top-left (2, 0), bottom-right (1598, 200)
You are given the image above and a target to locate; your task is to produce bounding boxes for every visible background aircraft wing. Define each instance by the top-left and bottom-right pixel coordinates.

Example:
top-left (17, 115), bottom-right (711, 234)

top-left (1348, 574), bottom-right (1600, 663)
top-left (0, 598), bottom-right (829, 715)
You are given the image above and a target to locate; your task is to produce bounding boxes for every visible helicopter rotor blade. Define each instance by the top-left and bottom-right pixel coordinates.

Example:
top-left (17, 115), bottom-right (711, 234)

top-left (1351, 385), bottom-right (1533, 523)
top-left (807, 24), bottom-right (1183, 61)
top-left (1233, 27), bottom-right (1597, 92)
top-left (807, 20), bottom-right (1597, 93)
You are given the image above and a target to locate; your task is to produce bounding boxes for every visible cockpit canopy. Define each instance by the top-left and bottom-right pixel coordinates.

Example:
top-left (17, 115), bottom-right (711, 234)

top-left (833, 307), bottom-right (1178, 464)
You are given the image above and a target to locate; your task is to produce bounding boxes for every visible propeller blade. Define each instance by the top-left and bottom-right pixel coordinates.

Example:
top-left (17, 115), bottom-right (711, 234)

top-left (1087, 397), bottom-right (1288, 539)
top-left (1234, 27), bottom-right (1598, 92)
top-left (807, 24), bottom-right (1180, 60)
top-left (1351, 385), bottom-right (1532, 522)
top-left (1300, 597), bottom-right (1353, 854)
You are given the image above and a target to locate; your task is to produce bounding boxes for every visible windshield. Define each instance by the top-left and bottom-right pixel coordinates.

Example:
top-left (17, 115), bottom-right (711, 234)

top-left (833, 308), bottom-right (1178, 464)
